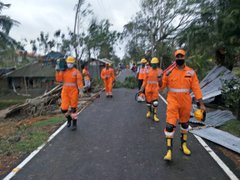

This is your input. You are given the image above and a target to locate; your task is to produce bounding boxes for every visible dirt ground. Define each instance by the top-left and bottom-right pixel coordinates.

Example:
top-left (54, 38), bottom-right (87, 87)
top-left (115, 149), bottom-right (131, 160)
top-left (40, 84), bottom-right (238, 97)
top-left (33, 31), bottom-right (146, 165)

top-left (0, 114), bottom-right (64, 177)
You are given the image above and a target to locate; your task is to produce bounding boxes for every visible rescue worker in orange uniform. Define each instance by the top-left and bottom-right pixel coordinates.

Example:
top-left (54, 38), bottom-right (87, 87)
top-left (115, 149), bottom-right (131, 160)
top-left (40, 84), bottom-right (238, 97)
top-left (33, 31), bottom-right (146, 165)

top-left (136, 58), bottom-right (148, 102)
top-left (55, 56), bottom-right (83, 130)
top-left (140, 57), bottom-right (163, 122)
top-left (160, 49), bottom-right (206, 161)
top-left (82, 65), bottom-right (91, 95)
top-left (137, 58), bottom-right (148, 90)
top-left (101, 63), bottom-right (115, 97)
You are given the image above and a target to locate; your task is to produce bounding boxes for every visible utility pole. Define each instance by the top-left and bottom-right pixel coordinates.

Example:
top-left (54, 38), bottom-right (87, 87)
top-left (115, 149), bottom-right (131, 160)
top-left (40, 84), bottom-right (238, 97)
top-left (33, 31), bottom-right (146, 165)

top-left (73, 0), bottom-right (81, 36)
top-left (73, 0), bottom-right (82, 69)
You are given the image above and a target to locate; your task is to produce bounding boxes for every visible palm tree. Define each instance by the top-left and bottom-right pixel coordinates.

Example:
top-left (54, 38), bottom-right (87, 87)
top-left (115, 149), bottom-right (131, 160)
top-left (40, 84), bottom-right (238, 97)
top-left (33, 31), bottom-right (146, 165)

top-left (0, 2), bottom-right (19, 50)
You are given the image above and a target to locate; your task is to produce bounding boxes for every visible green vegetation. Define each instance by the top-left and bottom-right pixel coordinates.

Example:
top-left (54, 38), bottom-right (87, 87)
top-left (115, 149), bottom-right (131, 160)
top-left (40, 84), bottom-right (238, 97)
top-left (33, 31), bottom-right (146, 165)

top-left (32, 116), bottom-right (65, 128)
top-left (114, 76), bottom-right (138, 89)
top-left (219, 119), bottom-right (240, 137)
top-left (0, 116), bottom-right (64, 155)
top-left (233, 67), bottom-right (240, 78)
top-left (221, 79), bottom-right (240, 119)
top-left (0, 95), bottom-right (28, 110)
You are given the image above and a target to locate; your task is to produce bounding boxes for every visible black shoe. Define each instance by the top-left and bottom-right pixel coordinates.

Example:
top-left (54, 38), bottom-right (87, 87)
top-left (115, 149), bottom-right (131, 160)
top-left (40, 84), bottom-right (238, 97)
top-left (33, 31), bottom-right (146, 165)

top-left (66, 115), bottom-right (72, 128)
top-left (71, 120), bottom-right (77, 131)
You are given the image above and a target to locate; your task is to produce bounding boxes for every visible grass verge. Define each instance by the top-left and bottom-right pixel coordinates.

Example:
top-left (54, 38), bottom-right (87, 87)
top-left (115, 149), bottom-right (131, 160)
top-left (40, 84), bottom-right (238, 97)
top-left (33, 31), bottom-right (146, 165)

top-left (0, 95), bottom-right (29, 110)
top-left (219, 119), bottom-right (240, 137)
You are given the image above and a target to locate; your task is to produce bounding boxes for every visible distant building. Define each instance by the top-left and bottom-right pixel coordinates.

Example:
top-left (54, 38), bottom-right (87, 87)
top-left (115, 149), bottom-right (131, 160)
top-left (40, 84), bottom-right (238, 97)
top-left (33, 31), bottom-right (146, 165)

top-left (7, 61), bottom-right (58, 96)
top-left (0, 68), bottom-right (15, 95)
top-left (84, 58), bottom-right (113, 79)
top-left (43, 51), bottom-right (65, 66)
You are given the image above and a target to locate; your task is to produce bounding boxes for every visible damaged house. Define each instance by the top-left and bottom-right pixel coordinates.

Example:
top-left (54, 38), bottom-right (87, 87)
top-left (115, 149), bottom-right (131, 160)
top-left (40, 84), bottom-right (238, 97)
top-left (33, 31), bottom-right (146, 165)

top-left (7, 52), bottom-right (64, 96)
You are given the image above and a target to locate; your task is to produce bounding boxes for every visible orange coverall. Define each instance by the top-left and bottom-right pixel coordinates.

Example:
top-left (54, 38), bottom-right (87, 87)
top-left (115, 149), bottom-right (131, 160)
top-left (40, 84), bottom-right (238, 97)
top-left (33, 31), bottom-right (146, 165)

top-left (161, 66), bottom-right (202, 126)
top-left (82, 68), bottom-right (90, 81)
top-left (55, 68), bottom-right (83, 110)
top-left (138, 67), bottom-right (147, 80)
top-left (142, 67), bottom-right (163, 103)
top-left (101, 67), bottom-right (115, 95)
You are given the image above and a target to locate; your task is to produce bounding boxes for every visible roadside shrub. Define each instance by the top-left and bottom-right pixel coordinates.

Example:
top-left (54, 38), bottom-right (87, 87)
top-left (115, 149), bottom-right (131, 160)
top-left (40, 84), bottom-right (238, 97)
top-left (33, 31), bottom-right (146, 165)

top-left (221, 78), bottom-right (240, 119)
top-left (113, 76), bottom-right (138, 89)
top-left (123, 76), bottom-right (138, 89)
top-left (114, 80), bottom-right (124, 88)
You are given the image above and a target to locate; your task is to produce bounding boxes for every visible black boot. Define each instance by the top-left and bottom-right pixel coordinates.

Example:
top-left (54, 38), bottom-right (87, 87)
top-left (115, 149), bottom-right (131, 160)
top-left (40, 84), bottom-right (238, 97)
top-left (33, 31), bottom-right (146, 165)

top-left (66, 115), bottom-right (72, 128)
top-left (72, 120), bottom-right (77, 131)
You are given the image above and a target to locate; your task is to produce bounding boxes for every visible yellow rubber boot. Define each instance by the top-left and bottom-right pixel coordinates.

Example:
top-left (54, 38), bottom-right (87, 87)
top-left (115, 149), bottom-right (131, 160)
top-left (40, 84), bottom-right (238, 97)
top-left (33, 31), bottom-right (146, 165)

top-left (153, 108), bottom-right (159, 122)
top-left (164, 150), bottom-right (172, 161)
top-left (164, 138), bottom-right (172, 161)
top-left (153, 114), bottom-right (159, 122)
top-left (181, 134), bottom-right (191, 155)
top-left (146, 111), bottom-right (151, 118)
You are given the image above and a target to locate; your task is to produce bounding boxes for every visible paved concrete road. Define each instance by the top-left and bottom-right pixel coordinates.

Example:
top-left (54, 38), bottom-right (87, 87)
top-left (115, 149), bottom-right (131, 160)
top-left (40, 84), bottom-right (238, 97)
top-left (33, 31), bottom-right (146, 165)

top-left (12, 87), bottom-right (228, 180)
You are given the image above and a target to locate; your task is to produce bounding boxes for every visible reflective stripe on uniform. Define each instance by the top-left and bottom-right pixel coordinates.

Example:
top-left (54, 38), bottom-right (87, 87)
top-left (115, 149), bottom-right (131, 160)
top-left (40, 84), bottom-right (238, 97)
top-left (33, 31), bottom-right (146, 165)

top-left (164, 129), bottom-right (175, 138)
top-left (147, 80), bottom-right (158, 84)
top-left (168, 88), bottom-right (190, 93)
top-left (63, 82), bottom-right (77, 86)
top-left (180, 126), bottom-right (189, 133)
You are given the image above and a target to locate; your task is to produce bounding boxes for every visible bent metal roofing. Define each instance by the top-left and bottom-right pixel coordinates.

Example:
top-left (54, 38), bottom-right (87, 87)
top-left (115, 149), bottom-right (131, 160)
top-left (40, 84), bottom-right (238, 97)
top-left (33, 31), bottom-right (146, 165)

top-left (7, 62), bottom-right (55, 78)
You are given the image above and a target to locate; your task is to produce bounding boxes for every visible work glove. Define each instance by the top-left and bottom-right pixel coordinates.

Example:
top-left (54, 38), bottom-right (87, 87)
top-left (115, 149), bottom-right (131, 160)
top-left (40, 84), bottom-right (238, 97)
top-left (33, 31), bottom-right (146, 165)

top-left (202, 110), bottom-right (206, 122)
top-left (79, 89), bottom-right (84, 97)
top-left (139, 87), bottom-right (144, 93)
top-left (157, 72), bottom-right (163, 79)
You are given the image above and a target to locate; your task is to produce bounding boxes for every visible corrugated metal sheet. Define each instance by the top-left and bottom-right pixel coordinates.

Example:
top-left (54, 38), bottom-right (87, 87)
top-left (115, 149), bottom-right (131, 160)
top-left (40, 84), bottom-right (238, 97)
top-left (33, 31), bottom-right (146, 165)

top-left (190, 127), bottom-right (240, 154)
top-left (190, 110), bottom-right (235, 127)
top-left (191, 65), bottom-right (236, 102)
top-left (98, 58), bottom-right (113, 65)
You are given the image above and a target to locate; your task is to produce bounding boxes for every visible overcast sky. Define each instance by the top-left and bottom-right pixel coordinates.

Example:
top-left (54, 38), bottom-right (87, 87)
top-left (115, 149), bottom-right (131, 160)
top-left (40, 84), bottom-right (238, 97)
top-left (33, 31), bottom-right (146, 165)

top-left (4, 0), bottom-right (141, 58)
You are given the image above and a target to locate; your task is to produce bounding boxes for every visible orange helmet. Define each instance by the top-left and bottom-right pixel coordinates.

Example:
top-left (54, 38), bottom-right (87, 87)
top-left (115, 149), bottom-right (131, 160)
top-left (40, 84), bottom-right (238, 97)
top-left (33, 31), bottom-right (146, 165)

top-left (175, 49), bottom-right (186, 57)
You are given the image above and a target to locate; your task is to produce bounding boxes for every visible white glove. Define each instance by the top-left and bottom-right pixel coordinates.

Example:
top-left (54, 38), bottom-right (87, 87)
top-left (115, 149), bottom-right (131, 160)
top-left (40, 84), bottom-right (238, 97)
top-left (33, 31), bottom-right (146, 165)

top-left (79, 89), bottom-right (84, 96)
top-left (55, 64), bottom-right (60, 71)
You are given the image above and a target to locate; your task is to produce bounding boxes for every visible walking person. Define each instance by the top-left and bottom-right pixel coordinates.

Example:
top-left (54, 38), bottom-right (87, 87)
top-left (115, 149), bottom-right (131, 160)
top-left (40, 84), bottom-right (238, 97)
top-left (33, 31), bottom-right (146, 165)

top-left (160, 49), bottom-right (206, 161)
top-left (140, 57), bottom-right (163, 122)
top-left (55, 56), bottom-right (83, 130)
top-left (101, 63), bottom-right (115, 97)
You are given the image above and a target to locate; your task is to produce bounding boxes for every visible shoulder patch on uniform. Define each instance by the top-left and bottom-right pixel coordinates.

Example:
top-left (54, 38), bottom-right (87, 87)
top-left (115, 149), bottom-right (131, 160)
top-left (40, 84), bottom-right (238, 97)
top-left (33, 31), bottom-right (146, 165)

top-left (185, 70), bottom-right (195, 76)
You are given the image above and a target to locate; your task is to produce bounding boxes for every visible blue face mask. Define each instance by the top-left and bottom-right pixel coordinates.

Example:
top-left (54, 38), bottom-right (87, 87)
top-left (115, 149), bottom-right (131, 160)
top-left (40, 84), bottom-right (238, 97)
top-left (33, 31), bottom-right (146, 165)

top-left (67, 63), bottom-right (74, 68)
top-left (151, 64), bottom-right (158, 69)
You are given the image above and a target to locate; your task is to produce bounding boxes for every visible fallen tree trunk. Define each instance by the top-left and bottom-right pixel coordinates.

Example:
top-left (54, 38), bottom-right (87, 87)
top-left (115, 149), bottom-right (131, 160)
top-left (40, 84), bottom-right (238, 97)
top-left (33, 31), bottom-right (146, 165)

top-left (5, 85), bottom-right (63, 119)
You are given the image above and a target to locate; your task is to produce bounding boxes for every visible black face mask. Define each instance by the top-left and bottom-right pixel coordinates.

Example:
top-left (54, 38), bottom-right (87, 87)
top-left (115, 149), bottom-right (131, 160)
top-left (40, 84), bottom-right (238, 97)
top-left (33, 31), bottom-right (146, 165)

top-left (176, 59), bottom-right (185, 66)
top-left (142, 64), bottom-right (145, 68)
